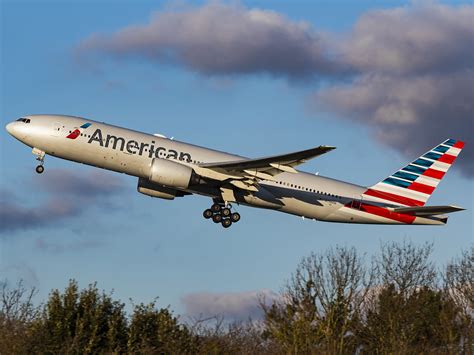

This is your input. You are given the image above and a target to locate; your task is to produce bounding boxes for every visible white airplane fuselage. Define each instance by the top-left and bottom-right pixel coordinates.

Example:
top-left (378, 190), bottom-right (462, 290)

top-left (6, 115), bottom-right (456, 226)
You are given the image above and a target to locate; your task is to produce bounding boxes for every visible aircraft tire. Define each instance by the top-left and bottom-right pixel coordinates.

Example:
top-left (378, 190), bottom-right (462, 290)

top-left (222, 219), bottom-right (232, 228)
top-left (222, 208), bottom-right (231, 217)
top-left (35, 165), bottom-right (44, 174)
top-left (211, 203), bottom-right (221, 213)
top-left (212, 214), bottom-right (222, 223)
top-left (203, 209), bottom-right (213, 219)
top-left (231, 212), bottom-right (240, 222)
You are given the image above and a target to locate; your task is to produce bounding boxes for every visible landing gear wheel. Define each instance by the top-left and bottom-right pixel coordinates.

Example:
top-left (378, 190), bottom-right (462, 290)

top-left (205, 200), bottom-right (241, 227)
top-left (35, 165), bottom-right (44, 174)
top-left (203, 209), bottom-right (213, 219)
top-left (212, 214), bottom-right (222, 223)
top-left (221, 208), bottom-right (231, 217)
top-left (231, 212), bottom-right (241, 223)
top-left (211, 203), bottom-right (221, 213)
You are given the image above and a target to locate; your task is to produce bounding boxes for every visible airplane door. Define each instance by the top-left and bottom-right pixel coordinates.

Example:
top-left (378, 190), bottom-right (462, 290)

top-left (351, 195), bottom-right (363, 210)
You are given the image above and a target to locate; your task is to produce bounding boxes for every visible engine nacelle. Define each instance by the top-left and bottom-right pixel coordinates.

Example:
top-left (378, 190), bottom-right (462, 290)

top-left (148, 158), bottom-right (195, 188)
top-left (137, 178), bottom-right (181, 200)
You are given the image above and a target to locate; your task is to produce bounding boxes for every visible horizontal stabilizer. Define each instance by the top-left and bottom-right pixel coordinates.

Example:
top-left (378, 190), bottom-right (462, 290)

top-left (393, 205), bottom-right (465, 216)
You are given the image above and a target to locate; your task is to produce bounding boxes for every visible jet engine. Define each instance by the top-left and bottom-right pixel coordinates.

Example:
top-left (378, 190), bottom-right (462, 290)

top-left (137, 177), bottom-right (189, 200)
top-left (148, 158), bottom-right (200, 189)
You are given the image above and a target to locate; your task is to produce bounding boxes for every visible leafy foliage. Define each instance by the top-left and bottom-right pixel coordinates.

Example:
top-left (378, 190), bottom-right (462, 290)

top-left (0, 243), bottom-right (472, 354)
top-left (128, 302), bottom-right (197, 353)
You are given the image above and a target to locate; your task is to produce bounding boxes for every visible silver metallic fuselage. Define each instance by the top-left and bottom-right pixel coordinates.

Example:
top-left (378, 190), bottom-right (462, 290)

top-left (5, 114), bottom-right (445, 225)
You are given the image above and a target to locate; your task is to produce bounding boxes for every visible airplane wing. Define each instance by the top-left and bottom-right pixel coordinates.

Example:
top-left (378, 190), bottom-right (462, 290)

top-left (195, 145), bottom-right (335, 192)
top-left (393, 205), bottom-right (465, 216)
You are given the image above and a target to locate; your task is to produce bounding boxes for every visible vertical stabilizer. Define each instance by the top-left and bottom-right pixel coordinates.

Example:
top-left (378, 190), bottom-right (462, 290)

top-left (364, 139), bottom-right (465, 206)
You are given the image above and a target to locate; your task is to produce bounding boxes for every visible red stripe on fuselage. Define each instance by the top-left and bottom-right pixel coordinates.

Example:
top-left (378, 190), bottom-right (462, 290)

top-left (363, 189), bottom-right (425, 206)
top-left (438, 154), bottom-right (456, 164)
top-left (359, 204), bottom-right (416, 224)
top-left (345, 202), bottom-right (416, 224)
top-left (407, 182), bottom-right (435, 195)
top-left (422, 168), bottom-right (445, 179)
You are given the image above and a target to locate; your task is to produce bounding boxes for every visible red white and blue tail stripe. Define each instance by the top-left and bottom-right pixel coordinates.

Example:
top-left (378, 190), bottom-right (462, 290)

top-left (363, 139), bottom-right (464, 207)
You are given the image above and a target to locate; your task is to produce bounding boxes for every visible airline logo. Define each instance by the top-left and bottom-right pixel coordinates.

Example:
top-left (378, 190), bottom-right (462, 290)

top-left (86, 128), bottom-right (193, 162)
top-left (338, 139), bottom-right (466, 225)
top-left (66, 122), bottom-right (92, 139)
top-left (365, 138), bottom-right (465, 208)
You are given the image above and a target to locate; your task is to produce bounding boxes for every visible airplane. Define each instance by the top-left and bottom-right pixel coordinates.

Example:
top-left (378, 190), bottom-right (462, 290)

top-left (5, 114), bottom-right (465, 228)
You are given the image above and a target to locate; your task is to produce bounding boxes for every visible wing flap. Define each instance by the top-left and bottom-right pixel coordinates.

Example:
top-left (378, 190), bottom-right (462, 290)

top-left (393, 205), bottom-right (465, 216)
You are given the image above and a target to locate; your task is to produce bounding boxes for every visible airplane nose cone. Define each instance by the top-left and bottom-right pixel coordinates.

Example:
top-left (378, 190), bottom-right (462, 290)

top-left (5, 122), bottom-right (15, 135)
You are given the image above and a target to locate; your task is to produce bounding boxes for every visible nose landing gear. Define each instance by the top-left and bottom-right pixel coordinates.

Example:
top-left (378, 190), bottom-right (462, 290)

top-left (35, 165), bottom-right (44, 174)
top-left (203, 201), bottom-right (241, 228)
top-left (32, 148), bottom-right (46, 174)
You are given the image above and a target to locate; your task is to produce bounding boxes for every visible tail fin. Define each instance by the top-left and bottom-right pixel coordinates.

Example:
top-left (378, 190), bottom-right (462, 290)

top-left (364, 139), bottom-right (465, 207)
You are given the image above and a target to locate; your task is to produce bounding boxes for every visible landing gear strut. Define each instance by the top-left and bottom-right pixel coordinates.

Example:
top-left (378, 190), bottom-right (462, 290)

top-left (33, 148), bottom-right (46, 174)
top-left (203, 201), bottom-right (241, 228)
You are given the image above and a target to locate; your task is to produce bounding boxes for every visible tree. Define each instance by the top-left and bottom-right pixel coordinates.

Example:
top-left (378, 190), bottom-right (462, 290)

top-left (444, 246), bottom-right (474, 353)
top-left (1, 243), bottom-right (472, 354)
top-left (356, 241), bottom-right (464, 353)
top-left (34, 280), bottom-right (128, 354)
top-left (377, 241), bottom-right (436, 295)
top-left (0, 280), bottom-right (39, 354)
top-left (358, 285), bottom-right (462, 353)
top-left (188, 316), bottom-right (271, 354)
top-left (128, 301), bottom-right (198, 353)
top-left (261, 246), bottom-right (372, 354)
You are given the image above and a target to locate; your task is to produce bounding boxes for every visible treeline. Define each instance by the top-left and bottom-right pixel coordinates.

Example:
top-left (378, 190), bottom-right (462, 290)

top-left (1, 241), bottom-right (472, 354)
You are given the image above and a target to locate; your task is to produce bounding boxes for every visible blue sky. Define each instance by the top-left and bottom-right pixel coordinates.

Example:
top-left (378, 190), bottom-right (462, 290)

top-left (1, 0), bottom-right (472, 319)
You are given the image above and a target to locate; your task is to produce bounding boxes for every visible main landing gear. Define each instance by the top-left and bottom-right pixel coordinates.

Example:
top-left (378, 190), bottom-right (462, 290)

top-left (33, 148), bottom-right (45, 174)
top-left (203, 201), bottom-right (241, 228)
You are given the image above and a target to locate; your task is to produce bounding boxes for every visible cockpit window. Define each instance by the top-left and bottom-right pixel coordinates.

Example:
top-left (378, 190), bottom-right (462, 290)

top-left (16, 118), bottom-right (31, 123)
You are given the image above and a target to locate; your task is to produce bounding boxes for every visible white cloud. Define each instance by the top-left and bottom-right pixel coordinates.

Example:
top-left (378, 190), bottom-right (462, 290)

top-left (181, 289), bottom-right (279, 321)
top-left (0, 169), bottom-right (125, 233)
top-left (77, 2), bottom-right (343, 78)
top-left (76, 1), bottom-right (474, 176)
